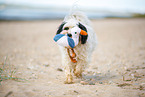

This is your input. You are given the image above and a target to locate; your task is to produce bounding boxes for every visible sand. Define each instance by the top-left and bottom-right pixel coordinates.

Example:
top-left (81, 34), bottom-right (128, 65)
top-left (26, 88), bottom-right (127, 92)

top-left (0, 18), bottom-right (145, 97)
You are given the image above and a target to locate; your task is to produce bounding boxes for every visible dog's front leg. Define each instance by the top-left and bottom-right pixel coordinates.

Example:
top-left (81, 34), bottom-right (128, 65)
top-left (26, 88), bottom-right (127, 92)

top-left (74, 59), bottom-right (87, 78)
top-left (62, 50), bottom-right (74, 84)
top-left (64, 63), bottom-right (73, 84)
top-left (64, 69), bottom-right (73, 84)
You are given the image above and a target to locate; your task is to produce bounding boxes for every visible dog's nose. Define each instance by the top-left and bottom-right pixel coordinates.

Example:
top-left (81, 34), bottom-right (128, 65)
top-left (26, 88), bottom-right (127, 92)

top-left (67, 33), bottom-right (72, 37)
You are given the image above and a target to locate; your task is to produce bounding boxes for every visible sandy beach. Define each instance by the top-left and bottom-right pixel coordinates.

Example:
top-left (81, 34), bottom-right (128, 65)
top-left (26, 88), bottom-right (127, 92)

top-left (0, 18), bottom-right (145, 97)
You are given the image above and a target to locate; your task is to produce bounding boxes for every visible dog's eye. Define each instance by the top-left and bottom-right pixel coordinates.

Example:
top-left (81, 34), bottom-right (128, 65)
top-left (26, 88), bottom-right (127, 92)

top-left (64, 27), bottom-right (69, 30)
top-left (75, 32), bottom-right (77, 34)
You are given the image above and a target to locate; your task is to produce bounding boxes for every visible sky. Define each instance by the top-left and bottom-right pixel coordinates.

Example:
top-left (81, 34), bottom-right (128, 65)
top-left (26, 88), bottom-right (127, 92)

top-left (0, 0), bottom-right (145, 14)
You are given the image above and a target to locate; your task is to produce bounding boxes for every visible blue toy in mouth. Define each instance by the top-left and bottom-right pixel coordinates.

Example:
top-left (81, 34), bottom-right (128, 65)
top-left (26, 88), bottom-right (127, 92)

top-left (54, 26), bottom-right (86, 48)
top-left (53, 34), bottom-right (75, 48)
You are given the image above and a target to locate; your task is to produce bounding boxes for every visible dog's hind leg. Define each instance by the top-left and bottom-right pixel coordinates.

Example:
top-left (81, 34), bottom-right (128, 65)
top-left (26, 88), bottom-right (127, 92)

top-left (74, 59), bottom-right (87, 78)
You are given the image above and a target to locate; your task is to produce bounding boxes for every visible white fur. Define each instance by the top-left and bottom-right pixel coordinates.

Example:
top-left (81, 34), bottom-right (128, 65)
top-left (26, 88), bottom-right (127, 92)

top-left (71, 26), bottom-right (81, 46)
top-left (58, 11), bottom-right (97, 83)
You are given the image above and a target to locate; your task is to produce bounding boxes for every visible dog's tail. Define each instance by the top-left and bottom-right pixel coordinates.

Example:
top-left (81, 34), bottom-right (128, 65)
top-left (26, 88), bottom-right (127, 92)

top-left (64, 1), bottom-right (91, 26)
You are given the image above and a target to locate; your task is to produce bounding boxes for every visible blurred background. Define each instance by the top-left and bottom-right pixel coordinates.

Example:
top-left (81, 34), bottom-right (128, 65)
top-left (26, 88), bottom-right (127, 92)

top-left (0, 0), bottom-right (145, 20)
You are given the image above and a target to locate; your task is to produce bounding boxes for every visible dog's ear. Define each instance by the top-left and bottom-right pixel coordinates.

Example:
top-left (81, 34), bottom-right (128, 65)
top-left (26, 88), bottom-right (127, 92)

top-left (78, 22), bottom-right (88, 44)
top-left (56, 22), bottom-right (66, 34)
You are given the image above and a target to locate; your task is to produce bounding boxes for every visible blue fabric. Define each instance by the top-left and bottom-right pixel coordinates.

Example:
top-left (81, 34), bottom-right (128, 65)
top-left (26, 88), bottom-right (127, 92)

top-left (67, 37), bottom-right (75, 48)
top-left (53, 34), bottom-right (65, 42)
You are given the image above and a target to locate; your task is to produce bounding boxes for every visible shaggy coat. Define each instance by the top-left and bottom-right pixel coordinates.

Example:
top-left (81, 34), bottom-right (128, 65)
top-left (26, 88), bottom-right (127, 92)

top-left (56, 12), bottom-right (97, 84)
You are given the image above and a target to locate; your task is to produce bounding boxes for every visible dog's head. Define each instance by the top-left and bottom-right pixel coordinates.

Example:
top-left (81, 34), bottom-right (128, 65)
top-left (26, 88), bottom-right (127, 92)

top-left (56, 20), bottom-right (88, 45)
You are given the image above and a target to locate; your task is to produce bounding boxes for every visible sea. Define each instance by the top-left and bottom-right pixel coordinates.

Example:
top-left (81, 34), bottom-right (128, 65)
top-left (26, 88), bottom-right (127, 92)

top-left (0, 0), bottom-right (145, 20)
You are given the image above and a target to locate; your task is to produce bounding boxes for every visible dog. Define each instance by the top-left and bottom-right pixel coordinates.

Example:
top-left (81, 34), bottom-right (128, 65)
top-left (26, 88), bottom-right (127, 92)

top-left (55, 11), bottom-right (97, 84)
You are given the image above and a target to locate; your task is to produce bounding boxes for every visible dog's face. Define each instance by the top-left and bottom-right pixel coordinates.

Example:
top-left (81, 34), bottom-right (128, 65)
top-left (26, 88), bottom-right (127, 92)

top-left (56, 20), bottom-right (88, 45)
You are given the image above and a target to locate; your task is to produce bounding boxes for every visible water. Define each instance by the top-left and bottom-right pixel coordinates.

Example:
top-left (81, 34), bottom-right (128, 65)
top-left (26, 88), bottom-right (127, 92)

top-left (0, 0), bottom-right (145, 20)
top-left (0, 6), bottom-right (132, 20)
top-left (0, 7), bottom-right (67, 20)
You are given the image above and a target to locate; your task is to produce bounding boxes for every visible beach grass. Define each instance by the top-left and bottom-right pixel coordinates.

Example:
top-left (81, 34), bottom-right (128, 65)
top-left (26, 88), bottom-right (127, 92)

top-left (0, 57), bottom-right (25, 84)
top-left (133, 13), bottom-right (145, 18)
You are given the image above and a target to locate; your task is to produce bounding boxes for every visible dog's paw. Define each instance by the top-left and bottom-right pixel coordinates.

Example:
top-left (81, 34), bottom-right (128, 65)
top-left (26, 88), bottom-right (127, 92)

top-left (74, 72), bottom-right (82, 78)
top-left (64, 81), bottom-right (74, 84)
top-left (64, 74), bottom-right (74, 84)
